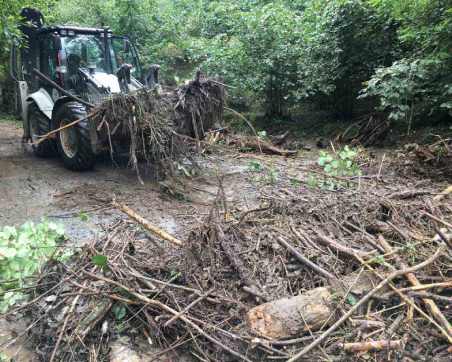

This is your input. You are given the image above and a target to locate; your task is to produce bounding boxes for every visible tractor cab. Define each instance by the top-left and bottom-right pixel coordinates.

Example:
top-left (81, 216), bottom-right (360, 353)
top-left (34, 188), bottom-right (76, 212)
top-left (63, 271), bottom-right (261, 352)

top-left (12, 25), bottom-right (143, 104)
top-left (10, 8), bottom-right (157, 171)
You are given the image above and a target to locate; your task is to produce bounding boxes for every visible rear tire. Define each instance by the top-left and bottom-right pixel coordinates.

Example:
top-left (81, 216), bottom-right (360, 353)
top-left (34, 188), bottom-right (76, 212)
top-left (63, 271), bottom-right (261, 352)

top-left (54, 102), bottom-right (96, 171)
top-left (28, 102), bottom-right (56, 157)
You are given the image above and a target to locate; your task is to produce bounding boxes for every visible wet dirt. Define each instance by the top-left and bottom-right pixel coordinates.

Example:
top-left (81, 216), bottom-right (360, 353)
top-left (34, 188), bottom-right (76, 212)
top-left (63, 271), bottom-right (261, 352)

top-left (0, 120), bottom-right (260, 239)
top-left (0, 119), bottom-right (261, 361)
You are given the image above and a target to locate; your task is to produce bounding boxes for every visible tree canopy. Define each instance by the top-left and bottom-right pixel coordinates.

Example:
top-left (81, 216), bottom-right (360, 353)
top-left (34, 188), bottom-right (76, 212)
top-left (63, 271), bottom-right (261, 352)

top-left (1, 0), bottom-right (451, 127)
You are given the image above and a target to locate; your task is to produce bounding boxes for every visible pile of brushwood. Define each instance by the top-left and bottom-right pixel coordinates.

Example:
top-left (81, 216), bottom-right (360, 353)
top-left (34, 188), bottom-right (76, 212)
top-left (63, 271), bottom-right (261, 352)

top-left (91, 73), bottom-right (224, 179)
top-left (396, 137), bottom-right (452, 179)
top-left (14, 158), bottom-right (452, 361)
top-left (337, 115), bottom-right (390, 147)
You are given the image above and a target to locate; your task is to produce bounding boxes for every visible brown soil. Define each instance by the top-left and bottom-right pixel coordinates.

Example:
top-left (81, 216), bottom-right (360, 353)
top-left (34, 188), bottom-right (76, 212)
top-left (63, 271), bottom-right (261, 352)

top-left (1, 119), bottom-right (450, 361)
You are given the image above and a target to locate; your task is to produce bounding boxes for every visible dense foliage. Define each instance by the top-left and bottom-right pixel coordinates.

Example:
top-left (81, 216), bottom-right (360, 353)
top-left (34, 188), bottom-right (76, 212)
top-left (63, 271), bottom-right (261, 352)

top-left (0, 220), bottom-right (66, 312)
top-left (1, 0), bottom-right (451, 127)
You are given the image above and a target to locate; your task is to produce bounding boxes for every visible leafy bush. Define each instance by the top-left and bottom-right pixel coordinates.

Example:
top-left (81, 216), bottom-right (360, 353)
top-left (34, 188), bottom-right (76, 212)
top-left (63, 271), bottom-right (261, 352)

top-left (360, 57), bottom-right (451, 131)
top-left (309, 146), bottom-right (362, 189)
top-left (0, 220), bottom-right (66, 312)
top-left (362, 1), bottom-right (452, 128)
top-left (319, 146), bottom-right (362, 177)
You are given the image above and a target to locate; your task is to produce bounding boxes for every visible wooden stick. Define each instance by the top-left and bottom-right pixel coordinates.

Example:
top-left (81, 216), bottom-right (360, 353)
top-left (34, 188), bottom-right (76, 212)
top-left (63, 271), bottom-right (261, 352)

top-left (386, 314), bottom-right (404, 337)
top-left (315, 231), bottom-right (372, 258)
top-left (409, 291), bottom-right (452, 304)
top-left (339, 339), bottom-right (403, 353)
top-left (381, 280), bottom-right (452, 297)
top-left (112, 200), bottom-right (184, 247)
top-left (49, 281), bottom-right (86, 362)
top-left (224, 106), bottom-right (262, 153)
top-left (350, 319), bottom-right (386, 330)
top-left (83, 271), bottom-right (252, 362)
top-left (276, 236), bottom-right (335, 280)
top-left (432, 224), bottom-right (452, 250)
top-left (422, 211), bottom-right (452, 230)
top-left (33, 68), bottom-right (94, 108)
top-left (164, 287), bottom-right (215, 327)
top-left (33, 111), bottom-right (98, 145)
top-left (433, 185), bottom-right (452, 201)
top-left (378, 237), bottom-right (452, 340)
top-left (286, 245), bottom-right (444, 362)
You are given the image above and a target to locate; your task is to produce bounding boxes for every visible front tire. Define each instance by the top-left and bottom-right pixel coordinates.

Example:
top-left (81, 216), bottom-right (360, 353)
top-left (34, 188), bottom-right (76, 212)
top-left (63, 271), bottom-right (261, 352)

top-left (28, 102), bottom-right (56, 157)
top-left (54, 102), bottom-right (96, 171)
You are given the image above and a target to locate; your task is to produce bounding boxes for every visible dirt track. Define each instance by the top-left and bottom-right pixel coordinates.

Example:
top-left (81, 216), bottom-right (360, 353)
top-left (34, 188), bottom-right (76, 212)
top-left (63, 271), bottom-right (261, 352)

top-left (0, 119), bottom-right (257, 241)
top-left (0, 118), bottom-right (261, 361)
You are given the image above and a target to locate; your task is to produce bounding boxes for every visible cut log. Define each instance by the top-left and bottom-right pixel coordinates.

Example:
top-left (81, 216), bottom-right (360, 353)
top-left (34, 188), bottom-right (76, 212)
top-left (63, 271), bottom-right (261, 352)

top-left (247, 271), bottom-right (388, 339)
top-left (246, 287), bottom-right (334, 339)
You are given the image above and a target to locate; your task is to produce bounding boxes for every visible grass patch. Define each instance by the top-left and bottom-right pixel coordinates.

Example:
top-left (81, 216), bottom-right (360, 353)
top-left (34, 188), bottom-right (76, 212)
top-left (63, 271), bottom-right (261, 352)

top-left (0, 113), bottom-right (20, 124)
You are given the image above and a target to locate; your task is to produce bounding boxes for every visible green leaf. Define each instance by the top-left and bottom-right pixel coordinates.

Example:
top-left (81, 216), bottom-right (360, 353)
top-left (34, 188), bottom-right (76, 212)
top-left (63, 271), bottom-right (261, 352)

top-left (91, 254), bottom-right (108, 268)
top-left (112, 304), bottom-right (127, 320)
top-left (79, 212), bottom-right (89, 222)
top-left (346, 294), bottom-right (358, 306)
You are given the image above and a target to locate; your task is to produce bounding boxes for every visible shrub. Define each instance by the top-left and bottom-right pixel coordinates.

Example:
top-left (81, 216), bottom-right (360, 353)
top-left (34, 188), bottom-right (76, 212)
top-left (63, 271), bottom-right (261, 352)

top-left (0, 220), bottom-right (67, 312)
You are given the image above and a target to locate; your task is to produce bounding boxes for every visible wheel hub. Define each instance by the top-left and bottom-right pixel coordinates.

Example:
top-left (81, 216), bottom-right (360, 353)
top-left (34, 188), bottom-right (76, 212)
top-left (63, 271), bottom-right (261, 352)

top-left (30, 118), bottom-right (40, 143)
top-left (59, 121), bottom-right (78, 158)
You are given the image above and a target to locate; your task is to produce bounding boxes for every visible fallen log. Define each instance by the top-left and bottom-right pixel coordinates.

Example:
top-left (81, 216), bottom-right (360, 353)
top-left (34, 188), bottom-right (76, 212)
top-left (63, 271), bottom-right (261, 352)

top-left (338, 340), bottom-right (403, 353)
top-left (246, 287), bottom-right (333, 340)
top-left (246, 271), bottom-right (386, 339)
top-left (228, 135), bottom-right (297, 156)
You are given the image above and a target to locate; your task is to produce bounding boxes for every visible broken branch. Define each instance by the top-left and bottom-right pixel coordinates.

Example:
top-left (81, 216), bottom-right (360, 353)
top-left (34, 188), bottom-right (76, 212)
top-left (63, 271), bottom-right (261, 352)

top-left (112, 201), bottom-right (184, 247)
top-left (287, 245), bottom-right (445, 361)
top-left (338, 339), bottom-right (403, 353)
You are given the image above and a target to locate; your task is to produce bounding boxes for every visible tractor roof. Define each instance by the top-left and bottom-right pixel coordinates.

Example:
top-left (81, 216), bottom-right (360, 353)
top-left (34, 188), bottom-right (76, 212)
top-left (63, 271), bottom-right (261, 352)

top-left (37, 25), bottom-right (113, 36)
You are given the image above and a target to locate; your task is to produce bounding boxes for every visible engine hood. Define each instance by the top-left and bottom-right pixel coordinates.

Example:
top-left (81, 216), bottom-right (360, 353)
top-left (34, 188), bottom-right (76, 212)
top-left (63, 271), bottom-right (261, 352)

top-left (90, 72), bottom-right (121, 93)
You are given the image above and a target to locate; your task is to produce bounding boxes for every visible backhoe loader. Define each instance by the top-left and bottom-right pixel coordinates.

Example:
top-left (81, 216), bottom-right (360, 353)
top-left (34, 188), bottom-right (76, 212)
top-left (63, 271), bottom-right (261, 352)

top-left (10, 8), bottom-right (159, 170)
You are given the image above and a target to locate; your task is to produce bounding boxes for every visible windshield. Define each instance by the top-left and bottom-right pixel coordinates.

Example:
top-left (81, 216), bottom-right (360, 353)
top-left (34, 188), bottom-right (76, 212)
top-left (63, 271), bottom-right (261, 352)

top-left (61, 34), bottom-right (107, 74)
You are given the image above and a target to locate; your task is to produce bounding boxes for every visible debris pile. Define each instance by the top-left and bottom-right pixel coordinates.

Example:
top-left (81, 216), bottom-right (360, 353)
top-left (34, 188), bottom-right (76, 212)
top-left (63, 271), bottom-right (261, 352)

top-left (92, 75), bottom-right (225, 178)
top-left (18, 163), bottom-right (452, 361)
top-left (337, 115), bottom-right (390, 146)
top-left (396, 137), bottom-right (452, 179)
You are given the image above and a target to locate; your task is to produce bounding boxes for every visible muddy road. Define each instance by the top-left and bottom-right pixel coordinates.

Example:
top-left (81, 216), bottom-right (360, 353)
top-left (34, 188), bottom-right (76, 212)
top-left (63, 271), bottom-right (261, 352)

top-left (0, 119), bottom-right (260, 240)
top-left (0, 118), bottom-right (263, 361)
